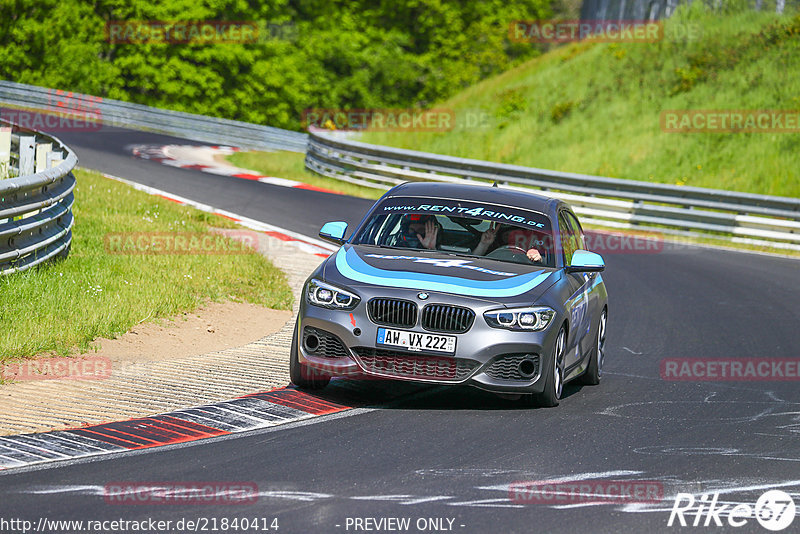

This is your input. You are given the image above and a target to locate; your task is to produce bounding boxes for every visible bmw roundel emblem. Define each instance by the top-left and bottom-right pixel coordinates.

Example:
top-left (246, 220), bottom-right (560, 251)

top-left (417, 292), bottom-right (429, 300)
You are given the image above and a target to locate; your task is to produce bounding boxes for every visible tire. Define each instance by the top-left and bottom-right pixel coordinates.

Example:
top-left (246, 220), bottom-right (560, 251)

top-left (527, 327), bottom-right (566, 408)
top-left (579, 309), bottom-right (606, 386)
top-left (289, 321), bottom-right (330, 390)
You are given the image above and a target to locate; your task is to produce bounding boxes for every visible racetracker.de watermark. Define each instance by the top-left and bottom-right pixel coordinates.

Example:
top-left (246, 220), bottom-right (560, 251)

top-left (103, 482), bottom-right (259, 505)
top-left (1, 356), bottom-right (111, 381)
top-left (661, 110), bottom-right (800, 133)
top-left (1, 107), bottom-right (102, 132)
top-left (47, 89), bottom-right (102, 113)
top-left (509, 20), bottom-right (663, 43)
top-left (583, 230), bottom-right (665, 254)
top-left (660, 358), bottom-right (800, 381)
top-left (303, 108), bottom-right (458, 132)
top-left (509, 479), bottom-right (664, 504)
top-left (104, 231), bottom-right (258, 255)
top-left (504, 229), bottom-right (670, 256)
top-left (104, 20), bottom-right (294, 44)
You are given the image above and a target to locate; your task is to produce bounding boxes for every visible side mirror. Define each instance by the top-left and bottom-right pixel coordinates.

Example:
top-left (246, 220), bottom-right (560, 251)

top-left (319, 221), bottom-right (348, 245)
top-left (566, 250), bottom-right (605, 273)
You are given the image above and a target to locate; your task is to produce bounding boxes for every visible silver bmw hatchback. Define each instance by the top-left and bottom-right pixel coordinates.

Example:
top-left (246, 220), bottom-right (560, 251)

top-left (290, 182), bottom-right (608, 407)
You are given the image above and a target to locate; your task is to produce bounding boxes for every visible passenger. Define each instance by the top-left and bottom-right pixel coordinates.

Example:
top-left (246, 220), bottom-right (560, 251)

top-left (473, 222), bottom-right (543, 262)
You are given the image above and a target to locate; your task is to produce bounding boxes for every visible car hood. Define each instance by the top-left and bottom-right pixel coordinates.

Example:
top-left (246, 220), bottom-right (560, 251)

top-left (322, 245), bottom-right (560, 303)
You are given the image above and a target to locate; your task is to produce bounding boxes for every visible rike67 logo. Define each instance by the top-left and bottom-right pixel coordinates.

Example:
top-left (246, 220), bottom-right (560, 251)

top-left (668, 490), bottom-right (795, 531)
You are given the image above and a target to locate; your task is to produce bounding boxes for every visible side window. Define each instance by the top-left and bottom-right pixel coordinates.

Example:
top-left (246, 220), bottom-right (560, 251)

top-left (564, 211), bottom-right (585, 251)
top-left (558, 212), bottom-right (578, 265)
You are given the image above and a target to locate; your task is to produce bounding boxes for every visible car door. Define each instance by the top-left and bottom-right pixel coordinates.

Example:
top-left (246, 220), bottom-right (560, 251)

top-left (566, 210), bottom-right (603, 363)
top-left (559, 210), bottom-right (591, 368)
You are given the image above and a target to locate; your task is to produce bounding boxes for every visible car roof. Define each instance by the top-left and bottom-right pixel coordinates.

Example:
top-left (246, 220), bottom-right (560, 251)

top-left (385, 182), bottom-right (561, 215)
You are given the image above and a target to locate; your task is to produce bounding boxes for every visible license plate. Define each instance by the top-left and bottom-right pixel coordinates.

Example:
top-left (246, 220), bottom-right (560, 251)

top-left (376, 328), bottom-right (456, 353)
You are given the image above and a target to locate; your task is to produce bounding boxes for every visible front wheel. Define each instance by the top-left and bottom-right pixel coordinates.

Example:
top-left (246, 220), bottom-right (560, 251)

top-left (526, 327), bottom-right (566, 408)
top-left (579, 309), bottom-right (606, 386)
top-left (289, 321), bottom-right (330, 390)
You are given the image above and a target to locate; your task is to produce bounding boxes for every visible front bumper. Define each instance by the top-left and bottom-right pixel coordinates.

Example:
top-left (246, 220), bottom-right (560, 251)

top-left (296, 289), bottom-right (561, 395)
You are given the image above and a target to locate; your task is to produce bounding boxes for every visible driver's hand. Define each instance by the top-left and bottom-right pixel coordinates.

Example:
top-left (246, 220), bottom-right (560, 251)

top-left (526, 248), bottom-right (542, 262)
top-left (417, 220), bottom-right (439, 249)
top-left (472, 222), bottom-right (498, 256)
top-left (480, 222), bottom-right (499, 245)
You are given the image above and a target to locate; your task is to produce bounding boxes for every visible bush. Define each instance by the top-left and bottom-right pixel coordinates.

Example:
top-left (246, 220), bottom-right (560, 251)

top-left (0, 0), bottom-right (552, 131)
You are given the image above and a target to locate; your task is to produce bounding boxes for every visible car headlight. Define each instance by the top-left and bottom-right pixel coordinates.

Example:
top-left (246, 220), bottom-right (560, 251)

top-left (484, 306), bottom-right (555, 331)
top-left (306, 279), bottom-right (360, 310)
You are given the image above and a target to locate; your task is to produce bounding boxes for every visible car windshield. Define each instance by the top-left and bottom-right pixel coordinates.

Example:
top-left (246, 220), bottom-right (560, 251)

top-left (351, 197), bottom-right (556, 268)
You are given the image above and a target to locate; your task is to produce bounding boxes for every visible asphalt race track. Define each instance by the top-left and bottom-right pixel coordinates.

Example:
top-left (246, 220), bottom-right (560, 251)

top-left (56, 127), bottom-right (376, 236)
top-left (1, 126), bottom-right (799, 533)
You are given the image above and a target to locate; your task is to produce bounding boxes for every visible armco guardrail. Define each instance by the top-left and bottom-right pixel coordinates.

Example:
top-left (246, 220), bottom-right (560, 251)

top-left (0, 119), bottom-right (76, 275)
top-left (306, 129), bottom-right (800, 251)
top-left (0, 80), bottom-right (307, 152)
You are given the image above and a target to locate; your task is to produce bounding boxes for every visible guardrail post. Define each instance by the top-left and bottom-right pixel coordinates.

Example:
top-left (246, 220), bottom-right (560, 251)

top-left (35, 142), bottom-right (52, 173)
top-left (19, 135), bottom-right (36, 175)
top-left (46, 150), bottom-right (64, 168)
top-left (0, 127), bottom-right (9, 177)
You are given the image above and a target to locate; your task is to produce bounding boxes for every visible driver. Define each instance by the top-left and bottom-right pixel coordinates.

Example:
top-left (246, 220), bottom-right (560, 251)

top-left (473, 222), bottom-right (543, 263)
top-left (396, 214), bottom-right (439, 250)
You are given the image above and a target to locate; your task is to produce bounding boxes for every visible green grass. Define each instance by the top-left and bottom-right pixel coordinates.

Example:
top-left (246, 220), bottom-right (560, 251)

top-left (227, 150), bottom-right (383, 199)
top-left (360, 6), bottom-right (800, 198)
top-left (0, 169), bottom-right (293, 361)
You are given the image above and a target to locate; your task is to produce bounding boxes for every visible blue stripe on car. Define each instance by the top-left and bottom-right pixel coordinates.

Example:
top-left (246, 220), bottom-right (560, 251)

top-left (335, 247), bottom-right (551, 297)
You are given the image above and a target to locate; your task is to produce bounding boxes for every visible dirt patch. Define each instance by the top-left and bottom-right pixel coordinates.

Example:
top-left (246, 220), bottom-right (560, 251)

top-left (90, 301), bottom-right (292, 368)
top-left (0, 301), bottom-right (292, 381)
top-left (213, 152), bottom-right (239, 166)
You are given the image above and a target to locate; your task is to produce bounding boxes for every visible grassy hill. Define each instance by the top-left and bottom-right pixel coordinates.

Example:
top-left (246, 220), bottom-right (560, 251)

top-left (362, 5), bottom-right (800, 198)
